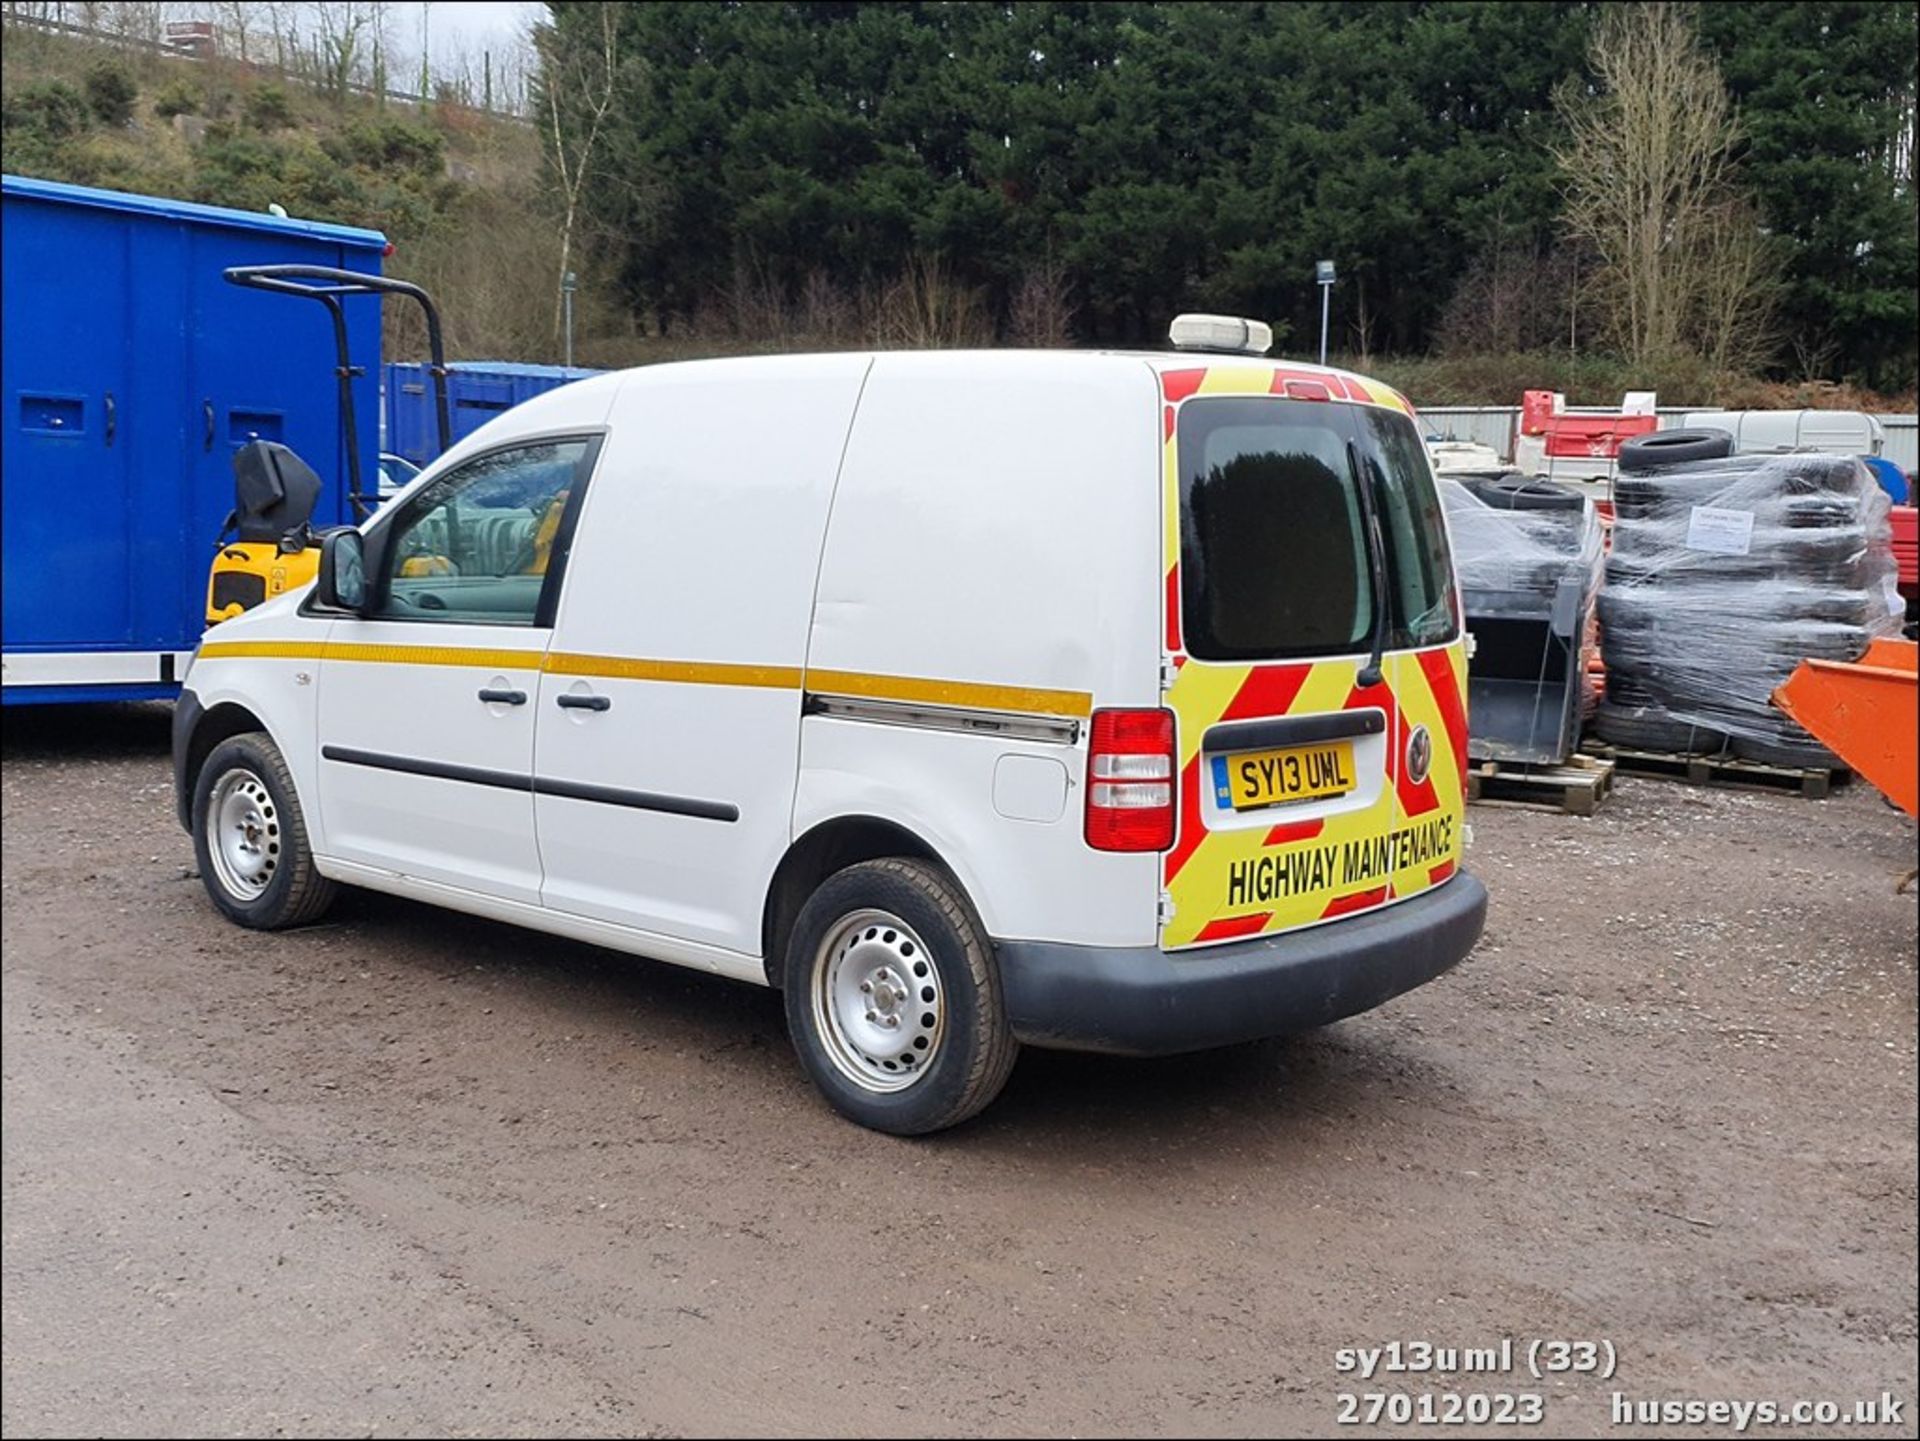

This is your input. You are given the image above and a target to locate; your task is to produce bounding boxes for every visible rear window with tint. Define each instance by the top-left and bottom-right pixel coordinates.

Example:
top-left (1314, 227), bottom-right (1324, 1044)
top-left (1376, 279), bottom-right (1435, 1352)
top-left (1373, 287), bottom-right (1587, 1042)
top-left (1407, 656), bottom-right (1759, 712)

top-left (1176, 396), bottom-right (1457, 661)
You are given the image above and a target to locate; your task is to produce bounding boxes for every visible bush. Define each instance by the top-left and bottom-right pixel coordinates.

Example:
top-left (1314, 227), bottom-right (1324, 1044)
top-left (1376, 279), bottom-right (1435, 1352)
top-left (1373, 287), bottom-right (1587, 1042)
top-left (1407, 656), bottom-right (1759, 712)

top-left (154, 82), bottom-right (202, 120)
top-left (84, 61), bottom-right (138, 127)
top-left (59, 132), bottom-right (187, 194)
top-left (245, 85), bottom-right (295, 132)
top-left (3, 80), bottom-right (92, 141)
top-left (191, 134), bottom-right (290, 213)
top-left (331, 119), bottom-right (444, 173)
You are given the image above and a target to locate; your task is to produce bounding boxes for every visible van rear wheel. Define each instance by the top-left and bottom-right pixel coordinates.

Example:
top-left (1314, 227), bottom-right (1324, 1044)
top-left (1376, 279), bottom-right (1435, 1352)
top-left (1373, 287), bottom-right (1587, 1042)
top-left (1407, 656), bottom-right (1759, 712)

top-left (784, 858), bottom-right (1017, 1135)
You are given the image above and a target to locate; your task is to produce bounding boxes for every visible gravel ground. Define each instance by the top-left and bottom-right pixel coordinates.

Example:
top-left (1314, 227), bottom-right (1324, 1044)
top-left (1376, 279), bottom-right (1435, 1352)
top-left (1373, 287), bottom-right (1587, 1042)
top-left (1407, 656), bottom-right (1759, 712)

top-left (3, 703), bottom-right (1915, 1438)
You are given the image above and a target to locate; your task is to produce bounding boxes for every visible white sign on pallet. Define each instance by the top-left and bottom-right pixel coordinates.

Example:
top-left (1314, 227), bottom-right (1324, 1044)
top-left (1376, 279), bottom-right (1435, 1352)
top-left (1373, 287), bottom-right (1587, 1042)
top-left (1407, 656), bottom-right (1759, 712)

top-left (1685, 505), bottom-right (1757, 556)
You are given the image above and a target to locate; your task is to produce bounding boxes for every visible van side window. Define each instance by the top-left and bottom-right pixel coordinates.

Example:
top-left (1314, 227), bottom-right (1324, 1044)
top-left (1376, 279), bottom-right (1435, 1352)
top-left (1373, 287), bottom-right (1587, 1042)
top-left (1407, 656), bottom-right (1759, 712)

top-left (373, 438), bottom-right (591, 626)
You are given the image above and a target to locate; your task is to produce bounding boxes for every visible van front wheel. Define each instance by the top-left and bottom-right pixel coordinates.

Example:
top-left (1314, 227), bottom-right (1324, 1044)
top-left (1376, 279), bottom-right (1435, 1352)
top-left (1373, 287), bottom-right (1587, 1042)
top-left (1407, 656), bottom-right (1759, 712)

top-left (784, 858), bottom-right (1017, 1135)
top-left (192, 732), bottom-right (336, 930)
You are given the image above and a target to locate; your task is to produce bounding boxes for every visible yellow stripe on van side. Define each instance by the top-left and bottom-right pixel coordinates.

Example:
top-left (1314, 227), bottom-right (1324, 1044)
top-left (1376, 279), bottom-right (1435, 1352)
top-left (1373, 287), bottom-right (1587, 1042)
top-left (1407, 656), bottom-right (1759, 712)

top-left (329, 642), bottom-right (543, 669)
top-left (196, 640), bottom-right (1087, 718)
top-left (544, 652), bottom-right (804, 690)
top-left (197, 639), bottom-right (544, 668)
top-left (196, 640), bottom-right (329, 662)
top-left (806, 668), bottom-right (1093, 719)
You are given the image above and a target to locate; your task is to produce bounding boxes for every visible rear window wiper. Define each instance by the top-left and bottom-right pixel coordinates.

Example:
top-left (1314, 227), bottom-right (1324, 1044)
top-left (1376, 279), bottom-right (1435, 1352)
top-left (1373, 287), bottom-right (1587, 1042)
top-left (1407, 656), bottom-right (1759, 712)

top-left (1346, 440), bottom-right (1390, 688)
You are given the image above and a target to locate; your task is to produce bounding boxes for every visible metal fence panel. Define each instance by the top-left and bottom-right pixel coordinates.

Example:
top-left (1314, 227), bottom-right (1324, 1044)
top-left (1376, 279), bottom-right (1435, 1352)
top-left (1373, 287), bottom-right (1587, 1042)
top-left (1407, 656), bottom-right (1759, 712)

top-left (1416, 405), bottom-right (1917, 474)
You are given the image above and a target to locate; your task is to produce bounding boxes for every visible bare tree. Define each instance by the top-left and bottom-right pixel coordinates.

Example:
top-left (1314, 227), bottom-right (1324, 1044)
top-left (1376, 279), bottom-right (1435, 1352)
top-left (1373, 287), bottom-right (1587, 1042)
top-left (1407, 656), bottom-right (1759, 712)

top-left (311, 0), bottom-right (372, 100)
top-left (1693, 197), bottom-right (1782, 374)
top-left (213, 0), bottom-right (252, 63)
top-left (1437, 224), bottom-right (1585, 356)
top-left (1552, 3), bottom-right (1778, 370)
top-left (1007, 257), bottom-right (1077, 348)
top-left (104, 0), bottom-right (163, 46)
top-left (257, 0), bottom-right (289, 71)
top-left (874, 258), bottom-right (993, 350)
top-left (537, 5), bottom-right (619, 341)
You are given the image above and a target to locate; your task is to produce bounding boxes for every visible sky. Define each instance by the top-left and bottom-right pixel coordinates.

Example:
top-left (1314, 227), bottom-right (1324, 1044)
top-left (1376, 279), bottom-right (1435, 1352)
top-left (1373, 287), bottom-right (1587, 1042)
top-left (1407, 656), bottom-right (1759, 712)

top-left (150, 2), bottom-right (546, 89)
top-left (406, 1), bottom-right (545, 65)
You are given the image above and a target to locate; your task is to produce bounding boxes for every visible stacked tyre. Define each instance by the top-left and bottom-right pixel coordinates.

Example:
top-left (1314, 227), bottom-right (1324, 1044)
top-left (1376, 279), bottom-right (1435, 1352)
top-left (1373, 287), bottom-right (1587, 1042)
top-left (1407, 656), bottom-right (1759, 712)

top-left (1444, 472), bottom-right (1598, 594)
top-left (1595, 432), bottom-right (1901, 768)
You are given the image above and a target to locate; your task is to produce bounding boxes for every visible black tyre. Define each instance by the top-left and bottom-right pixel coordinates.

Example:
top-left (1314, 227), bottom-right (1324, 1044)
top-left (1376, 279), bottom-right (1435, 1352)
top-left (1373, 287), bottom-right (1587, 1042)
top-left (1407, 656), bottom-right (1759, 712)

top-left (1596, 591), bottom-right (1660, 634)
top-left (1618, 428), bottom-right (1734, 473)
top-left (783, 858), bottom-right (1018, 1135)
top-left (1733, 732), bottom-right (1842, 771)
top-left (1603, 557), bottom-right (1662, 587)
top-left (1602, 672), bottom-right (1663, 708)
top-left (1613, 470), bottom-right (1748, 518)
top-left (192, 732), bottom-right (336, 929)
top-left (1781, 494), bottom-right (1865, 528)
top-left (1592, 701), bottom-right (1728, 755)
top-left (1752, 525), bottom-right (1874, 564)
top-left (1462, 473), bottom-right (1586, 512)
top-left (1742, 592), bottom-right (1876, 626)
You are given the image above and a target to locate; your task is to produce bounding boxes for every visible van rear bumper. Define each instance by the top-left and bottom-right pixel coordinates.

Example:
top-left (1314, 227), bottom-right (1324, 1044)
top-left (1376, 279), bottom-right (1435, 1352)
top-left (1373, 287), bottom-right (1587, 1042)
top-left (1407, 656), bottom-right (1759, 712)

top-left (996, 872), bottom-right (1487, 1056)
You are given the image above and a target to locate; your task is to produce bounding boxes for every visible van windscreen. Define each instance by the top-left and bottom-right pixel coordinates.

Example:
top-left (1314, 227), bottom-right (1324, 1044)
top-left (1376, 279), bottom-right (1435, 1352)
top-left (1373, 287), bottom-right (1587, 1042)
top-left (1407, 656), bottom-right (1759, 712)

top-left (1176, 396), bottom-right (1457, 661)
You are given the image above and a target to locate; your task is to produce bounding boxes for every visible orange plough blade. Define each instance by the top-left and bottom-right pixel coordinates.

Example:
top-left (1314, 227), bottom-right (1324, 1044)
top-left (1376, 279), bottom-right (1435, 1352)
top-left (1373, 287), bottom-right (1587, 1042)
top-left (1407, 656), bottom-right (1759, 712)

top-left (1772, 638), bottom-right (1918, 818)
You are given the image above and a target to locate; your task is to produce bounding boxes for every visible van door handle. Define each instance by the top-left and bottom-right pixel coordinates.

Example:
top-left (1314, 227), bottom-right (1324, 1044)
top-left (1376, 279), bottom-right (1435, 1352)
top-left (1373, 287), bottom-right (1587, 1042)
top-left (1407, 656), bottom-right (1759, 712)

top-left (555, 693), bottom-right (610, 712)
top-left (104, 391), bottom-right (116, 447)
top-left (477, 688), bottom-right (527, 706)
top-left (203, 399), bottom-right (215, 450)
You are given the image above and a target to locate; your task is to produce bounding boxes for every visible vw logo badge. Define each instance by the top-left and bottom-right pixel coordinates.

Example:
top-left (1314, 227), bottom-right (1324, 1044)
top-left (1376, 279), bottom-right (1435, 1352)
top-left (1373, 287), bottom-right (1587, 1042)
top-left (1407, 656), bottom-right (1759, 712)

top-left (1406, 724), bottom-right (1433, 785)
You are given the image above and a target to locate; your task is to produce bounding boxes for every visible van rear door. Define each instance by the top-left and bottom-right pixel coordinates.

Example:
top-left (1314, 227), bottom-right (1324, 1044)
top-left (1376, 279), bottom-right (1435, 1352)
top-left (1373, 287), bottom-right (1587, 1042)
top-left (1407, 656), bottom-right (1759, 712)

top-left (1156, 370), bottom-right (1465, 950)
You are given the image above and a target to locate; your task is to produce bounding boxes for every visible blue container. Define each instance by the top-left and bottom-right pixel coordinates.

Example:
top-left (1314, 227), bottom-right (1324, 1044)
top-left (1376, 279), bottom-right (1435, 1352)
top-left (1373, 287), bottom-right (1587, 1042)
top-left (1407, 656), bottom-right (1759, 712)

top-left (1, 175), bottom-right (385, 705)
top-left (383, 360), bottom-right (603, 468)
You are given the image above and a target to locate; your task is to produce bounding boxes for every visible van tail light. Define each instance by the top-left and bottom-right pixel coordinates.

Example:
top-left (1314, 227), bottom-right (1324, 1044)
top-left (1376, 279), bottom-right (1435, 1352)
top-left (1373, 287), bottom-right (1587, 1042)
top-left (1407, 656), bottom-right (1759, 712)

top-left (1085, 708), bottom-right (1177, 852)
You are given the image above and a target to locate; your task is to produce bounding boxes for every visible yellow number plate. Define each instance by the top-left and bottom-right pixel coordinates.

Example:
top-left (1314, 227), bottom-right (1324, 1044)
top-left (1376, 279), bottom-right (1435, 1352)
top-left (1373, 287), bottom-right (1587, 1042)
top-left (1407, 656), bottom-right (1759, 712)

top-left (1212, 741), bottom-right (1357, 811)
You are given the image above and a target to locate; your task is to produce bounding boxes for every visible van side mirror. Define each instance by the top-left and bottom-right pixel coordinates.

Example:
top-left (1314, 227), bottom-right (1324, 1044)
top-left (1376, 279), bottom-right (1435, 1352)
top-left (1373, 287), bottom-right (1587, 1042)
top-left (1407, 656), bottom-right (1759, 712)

top-left (315, 528), bottom-right (369, 612)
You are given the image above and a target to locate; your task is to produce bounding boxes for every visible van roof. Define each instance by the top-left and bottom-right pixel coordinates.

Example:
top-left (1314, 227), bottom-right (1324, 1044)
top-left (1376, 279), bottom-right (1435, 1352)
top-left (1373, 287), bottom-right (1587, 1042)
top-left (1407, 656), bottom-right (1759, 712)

top-left (605, 348), bottom-right (1416, 416)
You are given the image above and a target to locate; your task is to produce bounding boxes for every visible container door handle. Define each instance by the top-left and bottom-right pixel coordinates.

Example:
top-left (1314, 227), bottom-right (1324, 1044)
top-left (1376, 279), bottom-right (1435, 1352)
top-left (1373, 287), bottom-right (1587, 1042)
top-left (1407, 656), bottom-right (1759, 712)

top-left (104, 391), bottom-right (116, 447)
top-left (203, 399), bottom-right (215, 451)
top-left (555, 693), bottom-right (611, 712)
top-left (477, 688), bottom-right (527, 706)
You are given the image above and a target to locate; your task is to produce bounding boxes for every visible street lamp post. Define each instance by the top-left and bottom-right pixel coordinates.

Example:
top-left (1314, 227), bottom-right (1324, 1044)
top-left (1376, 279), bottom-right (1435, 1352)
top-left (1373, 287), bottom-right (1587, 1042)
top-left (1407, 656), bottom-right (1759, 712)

top-left (1316, 259), bottom-right (1336, 367)
top-left (562, 270), bottom-right (578, 372)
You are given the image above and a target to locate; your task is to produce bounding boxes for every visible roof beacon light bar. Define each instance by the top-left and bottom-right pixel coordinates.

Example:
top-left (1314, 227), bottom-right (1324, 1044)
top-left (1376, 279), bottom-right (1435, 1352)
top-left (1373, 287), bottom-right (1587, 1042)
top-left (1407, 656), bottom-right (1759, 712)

top-left (1168, 313), bottom-right (1274, 356)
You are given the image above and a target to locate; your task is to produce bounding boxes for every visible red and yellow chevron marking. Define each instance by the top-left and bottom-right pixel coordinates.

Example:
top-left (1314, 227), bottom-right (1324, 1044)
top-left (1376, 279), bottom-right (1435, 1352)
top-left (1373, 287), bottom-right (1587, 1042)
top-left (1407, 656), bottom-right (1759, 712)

top-left (1385, 642), bottom-right (1468, 905)
top-left (1156, 359), bottom-right (1463, 950)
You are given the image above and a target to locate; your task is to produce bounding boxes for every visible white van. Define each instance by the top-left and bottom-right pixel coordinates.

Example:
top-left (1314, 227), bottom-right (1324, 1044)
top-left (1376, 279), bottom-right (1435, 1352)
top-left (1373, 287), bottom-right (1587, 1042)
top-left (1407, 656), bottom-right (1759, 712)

top-left (174, 323), bottom-right (1487, 1133)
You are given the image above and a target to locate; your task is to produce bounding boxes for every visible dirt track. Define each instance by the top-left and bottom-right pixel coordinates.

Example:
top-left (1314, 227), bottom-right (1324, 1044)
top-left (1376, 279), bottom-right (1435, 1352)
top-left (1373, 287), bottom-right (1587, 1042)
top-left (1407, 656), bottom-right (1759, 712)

top-left (3, 704), bottom-right (1915, 1438)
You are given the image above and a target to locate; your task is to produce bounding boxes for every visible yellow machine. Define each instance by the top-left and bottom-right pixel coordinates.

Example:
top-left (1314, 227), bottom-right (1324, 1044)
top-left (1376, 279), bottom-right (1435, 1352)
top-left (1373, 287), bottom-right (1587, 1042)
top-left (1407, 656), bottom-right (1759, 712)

top-left (207, 541), bottom-right (321, 623)
top-left (205, 439), bottom-right (325, 625)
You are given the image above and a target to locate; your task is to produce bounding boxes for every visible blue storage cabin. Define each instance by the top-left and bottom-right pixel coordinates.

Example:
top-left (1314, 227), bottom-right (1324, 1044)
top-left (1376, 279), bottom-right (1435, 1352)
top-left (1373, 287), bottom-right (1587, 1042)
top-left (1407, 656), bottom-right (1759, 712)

top-left (384, 360), bottom-right (602, 468)
top-left (1, 175), bottom-right (384, 705)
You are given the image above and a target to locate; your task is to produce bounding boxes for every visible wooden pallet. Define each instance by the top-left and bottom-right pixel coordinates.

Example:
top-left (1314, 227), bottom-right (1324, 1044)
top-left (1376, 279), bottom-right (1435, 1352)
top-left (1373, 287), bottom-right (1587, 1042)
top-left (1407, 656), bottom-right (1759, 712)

top-left (1580, 740), bottom-right (1840, 799)
top-left (1466, 753), bottom-right (1615, 815)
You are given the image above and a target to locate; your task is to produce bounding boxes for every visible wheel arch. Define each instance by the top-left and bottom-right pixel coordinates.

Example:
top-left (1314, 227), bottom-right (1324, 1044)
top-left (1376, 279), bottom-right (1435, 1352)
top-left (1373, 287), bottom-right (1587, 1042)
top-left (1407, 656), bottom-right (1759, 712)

top-left (176, 699), bottom-right (272, 831)
top-left (761, 815), bottom-right (974, 987)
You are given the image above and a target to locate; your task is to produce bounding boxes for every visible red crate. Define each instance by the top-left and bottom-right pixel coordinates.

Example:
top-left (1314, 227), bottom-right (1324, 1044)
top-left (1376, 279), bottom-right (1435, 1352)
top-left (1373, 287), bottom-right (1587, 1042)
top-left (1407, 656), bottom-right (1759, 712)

top-left (1519, 389), bottom-right (1658, 459)
top-left (1890, 504), bottom-right (1917, 596)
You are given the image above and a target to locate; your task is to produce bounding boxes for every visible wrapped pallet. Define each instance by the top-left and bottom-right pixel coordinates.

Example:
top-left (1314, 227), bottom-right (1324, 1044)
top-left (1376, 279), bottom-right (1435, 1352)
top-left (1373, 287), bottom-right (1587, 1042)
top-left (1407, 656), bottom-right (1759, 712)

top-left (1595, 444), bottom-right (1904, 768)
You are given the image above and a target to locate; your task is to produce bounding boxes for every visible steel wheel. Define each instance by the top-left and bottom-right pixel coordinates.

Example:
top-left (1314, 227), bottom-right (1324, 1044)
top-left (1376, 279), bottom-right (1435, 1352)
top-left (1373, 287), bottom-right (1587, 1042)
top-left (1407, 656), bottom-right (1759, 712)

top-left (206, 766), bottom-right (279, 901)
top-left (810, 907), bottom-right (945, 1092)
